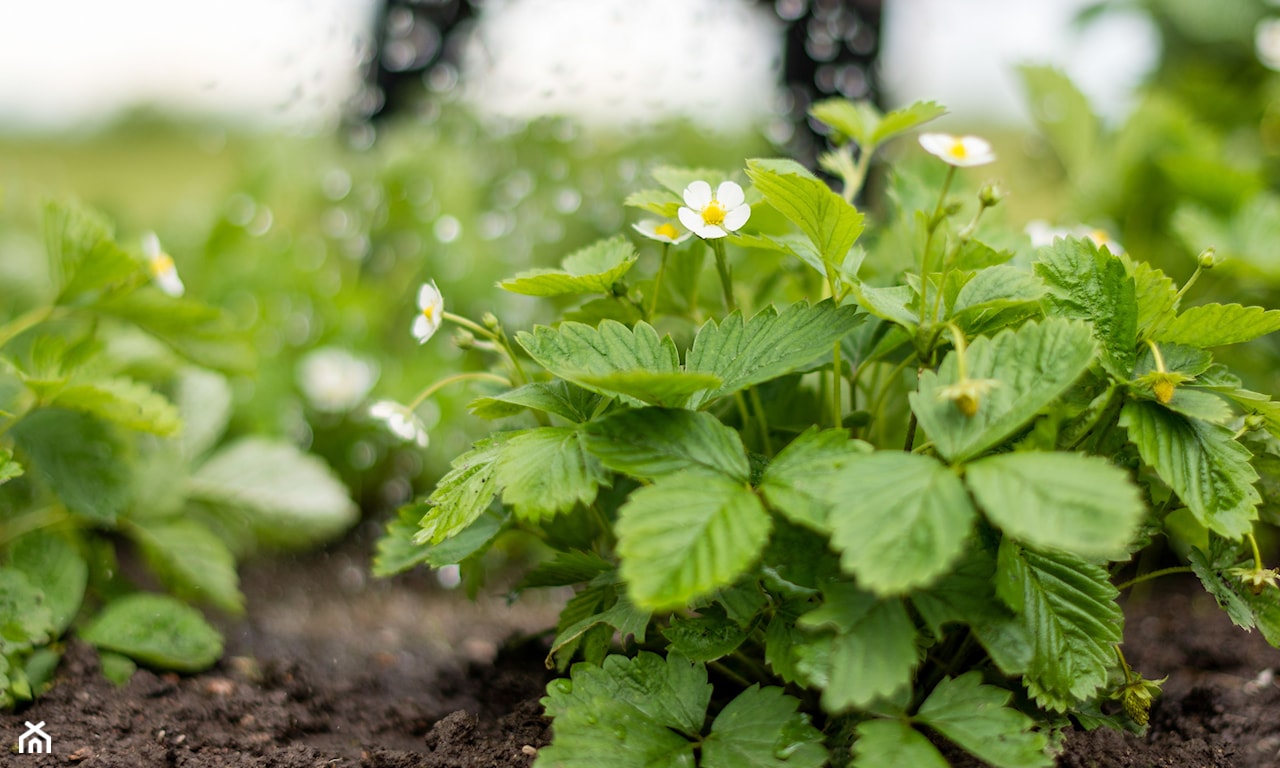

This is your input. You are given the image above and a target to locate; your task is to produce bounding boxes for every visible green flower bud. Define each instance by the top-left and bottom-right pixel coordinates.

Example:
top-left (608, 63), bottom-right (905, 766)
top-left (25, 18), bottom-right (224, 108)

top-left (978, 182), bottom-right (1005, 208)
top-left (1198, 248), bottom-right (1217, 269)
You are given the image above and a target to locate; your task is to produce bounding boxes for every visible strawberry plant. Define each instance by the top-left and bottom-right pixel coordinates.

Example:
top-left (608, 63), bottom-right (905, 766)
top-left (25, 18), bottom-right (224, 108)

top-left (376, 98), bottom-right (1280, 767)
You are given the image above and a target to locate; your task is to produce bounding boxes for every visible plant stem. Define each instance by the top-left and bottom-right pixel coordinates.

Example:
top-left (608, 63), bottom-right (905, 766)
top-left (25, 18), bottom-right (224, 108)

top-left (442, 311), bottom-right (497, 341)
top-left (831, 340), bottom-right (843, 430)
top-left (1248, 531), bottom-right (1265, 571)
top-left (1114, 566), bottom-right (1193, 592)
top-left (917, 166), bottom-right (956, 328)
top-left (0, 305), bottom-right (57, 350)
top-left (710, 238), bottom-right (736, 313)
top-left (407, 372), bottom-right (512, 410)
top-left (647, 243), bottom-right (670, 320)
top-left (748, 386), bottom-right (773, 456)
top-left (903, 409), bottom-right (918, 452)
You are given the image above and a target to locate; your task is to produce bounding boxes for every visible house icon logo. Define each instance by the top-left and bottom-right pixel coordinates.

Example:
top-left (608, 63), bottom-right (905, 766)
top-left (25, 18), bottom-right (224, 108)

top-left (18, 720), bottom-right (51, 754)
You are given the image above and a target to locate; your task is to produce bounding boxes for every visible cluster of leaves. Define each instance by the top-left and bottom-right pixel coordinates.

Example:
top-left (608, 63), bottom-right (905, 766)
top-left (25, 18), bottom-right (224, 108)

top-left (377, 97), bottom-right (1280, 767)
top-left (0, 202), bottom-right (356, 706)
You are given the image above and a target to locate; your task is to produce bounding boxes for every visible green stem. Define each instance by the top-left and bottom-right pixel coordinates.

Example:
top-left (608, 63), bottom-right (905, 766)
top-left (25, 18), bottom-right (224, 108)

top-left (710, 238), bottom-right (736, 313)
top-left (831, 340), bottom-right (843, 430)
top-left (918, 166), bottom-right (956, 329)
top-left (648, 244), bottom-right (670, 320)
top-left (903, 409), bottom-right (919, 453)
top-left (748, 386), bottom-right (773, 456)
top-left (1114, 566), bottom-right (1193, 592)
top-left (407, 371), bottom-right (511, 410)
top-left (1248, 531), bottom-right (1265, 571)
top-left (442, 311), bottom-right (497, 341)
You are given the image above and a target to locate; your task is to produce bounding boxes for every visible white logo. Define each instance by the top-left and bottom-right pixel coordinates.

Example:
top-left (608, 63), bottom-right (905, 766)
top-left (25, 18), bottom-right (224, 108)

top-left (18, 721), bottom-right (51, 755)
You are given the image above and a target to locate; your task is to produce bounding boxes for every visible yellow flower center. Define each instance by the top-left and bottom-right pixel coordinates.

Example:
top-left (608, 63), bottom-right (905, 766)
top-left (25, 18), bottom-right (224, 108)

top-left (655, 223), bottom-right (680, 239)
top-left (422, 305), bottom-right (437, 322)
top-left (947, 142), bottom-right (968, 161)
top-left (149, 254), bottom-right (174, 276)
top-left (701, 200), bottom-right (727, 227)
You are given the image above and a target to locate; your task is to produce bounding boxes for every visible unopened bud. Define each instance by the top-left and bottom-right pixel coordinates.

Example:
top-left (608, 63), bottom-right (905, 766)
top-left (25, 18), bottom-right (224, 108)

top-left (978, 182), bottom-right (1005, 208)
top-left (481, 312), bottom-right (501, 331)
top-left (1198, 248), bottom-right (1217, 269)
top-left (1245, 413), bottom-right (1267, 432)
top-left (453, 329), bottom-right (477, 350)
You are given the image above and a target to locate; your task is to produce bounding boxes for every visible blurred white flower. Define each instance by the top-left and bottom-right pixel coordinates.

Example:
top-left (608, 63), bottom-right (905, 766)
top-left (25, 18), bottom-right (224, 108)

top-left (677, 180), bottom-right (751, 239)
top-left (632, 218), bottom-right (692, 244)
top-left (369, 400), bottom-right (429, 447)
top-left (918, 133), bottom-right (996, 167)
top-left (435, 564), bottom-right (462, 589)
top-left (1258, 18), bottom-right (1280, 70)
top-left (296, 347), bottom-right (379, 413)
top-left (1025, 220), bottom-right (1124, 254)
top-left (413, 280), bottom-right (444, 344)
top-left (142, 231), bottom-right (184, 297)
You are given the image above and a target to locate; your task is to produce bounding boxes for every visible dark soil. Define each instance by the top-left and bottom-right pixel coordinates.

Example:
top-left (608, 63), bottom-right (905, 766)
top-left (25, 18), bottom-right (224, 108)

top-left (4, 542), bottom-right (1280, 766)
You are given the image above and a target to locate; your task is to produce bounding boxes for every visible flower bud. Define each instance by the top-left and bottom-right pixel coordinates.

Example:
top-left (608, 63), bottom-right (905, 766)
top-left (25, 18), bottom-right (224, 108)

top-left (452, 329), bottom-right (477, 350)
top-left (482, 312), bottom-right (501, 331)
top-left (978, 182), bottom-right (1005, 208)
top-left (1198, 247), bottom-right (1217, 269)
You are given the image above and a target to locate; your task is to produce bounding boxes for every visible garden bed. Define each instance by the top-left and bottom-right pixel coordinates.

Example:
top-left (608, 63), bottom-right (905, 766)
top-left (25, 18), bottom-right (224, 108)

top-left (4, 534), bottom-right (1279, 767)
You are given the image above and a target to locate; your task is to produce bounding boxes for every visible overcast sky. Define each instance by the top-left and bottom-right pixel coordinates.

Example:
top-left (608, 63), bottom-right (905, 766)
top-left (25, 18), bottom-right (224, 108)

top-left (0, 0), bottom-right (1156, 133)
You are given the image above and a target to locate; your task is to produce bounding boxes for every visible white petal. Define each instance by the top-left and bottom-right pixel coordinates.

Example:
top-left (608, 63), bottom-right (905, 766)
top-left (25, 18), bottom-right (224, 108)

top-left (412, 314), bottom-right (435, 343)
top-left (698, 225), bottom-right (728, 239)
top-left (677, 206), bottom-right (704, 233)
top-left (918, 133), bottom-right (953, 157)
top-left (156, 270), bottom-right (185, 297)
top-left (141, 231), bottom-right (162, 258)
top-left (722, 204), bottom-right (751, 232)
top-left (682, 180), bottom-right (712, 209)
top-left (417, 281), bottom-right (442, 310)
top-left (715, 181), bottom-right (745, 210)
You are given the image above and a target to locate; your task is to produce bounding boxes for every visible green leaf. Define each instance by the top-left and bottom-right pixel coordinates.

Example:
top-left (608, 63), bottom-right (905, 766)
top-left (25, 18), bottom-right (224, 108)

top-left (92, 291), bottom-right (255, 373)
top-left (618, 473), bottom-right (770, 611)
top-left (624, 188), bottom-right (682, 218)
top-left (542, 651), bottom-right (711, 736)
top-left (127, 519), bottom-right (243, 613)
top-left (0, 448), bottom-right (22, 486)
top-left (825, 452), bottom-right (976, 595)
top-left (99, 652), bottom-right (137, 687)
top-left (1035, 236), bottom-right (1137, 378)
top-left (187, 437), bottom-right (357, 549)
top-left (965, 452), bottom-right (1144, 558)
top-left (871, 100), bottom-right (948, 146)
top-left (758, 427), bottom-right (872, 530)
top-left (0, 569), bottom-right (55, 653)
top-left (746, 159), bottom-right (865, 270)
top-left (373, 507), bottom-right (505, 577)
top-left (685, 300), bottom-right (863, 408)
top-left (80, 593), bottom-right (222, 672)
top-left (500, 235), bottom-right (638, 296)
top-left (469, 380), bottom-right (601, 422)
top-left (911, 318), bottom-right (1095, 463)
top-left (797, 585), bottom-right (919, 712)
top-left (662, 614), bottom-right (748, 662)
top-left (585, 407), bottom-right (749, 481)
top-left (412, 434), bottom-right (511, 545)
top-left (52, 377), bottom-right (181, 436)
top-left (11, 408), bottom-right (130, 523)
top-left (1187, 548), bottom-right (1255, 631)
top-left (1120, 401), bottom-right (1259, 539)
top-left (1127, 259), bottom-right (1180, 339)
top-left (852, 719), bottom-right (949, 768)
top-left (950, 265), bottom-right (1045, 335)
top-left (174, 367), bottom-right (232, 460)
top-left (1155, 303), bottom-right (1280, 348)
top-left (808, 99), bottom-right (878, 147)
top-left (651, 165), bottom-right (734, 197)
top-left (847, 282), bottom-right (918, 328)
top-left (518, 320), bottom-right (719, 407)
top-left (1018, 65), bottom-right (1099, 176)
top-left (702, 685), bottom-right (828, 768)
top-left (521, 550), bottom-right (614, 590)
top-left (995, 540), bottom-right (1121, 711)
top-left (495, 427), bottom-right (608, 521)
top-left (549, 585), bottom-right (652, 670)
top-left (43, 200), bottom-right (140, 304)
top-left (916, 672), bottom-right (1052, 768)
top-left (8, 531), bottom-right (86, 634)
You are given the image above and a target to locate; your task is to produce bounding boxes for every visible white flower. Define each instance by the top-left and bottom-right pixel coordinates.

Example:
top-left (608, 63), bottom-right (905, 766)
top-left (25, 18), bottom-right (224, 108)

top-left (1025, 220), bottom-right (1124, 254)
top-left (413, 280), bottom-right (444, 344)
top-left (369, 400), bottom-right (429, 447)
top-left (296, 347), bottom-right (379, 413)
top-left (632, 218), bottom-right (692, 245)
top-left (142, 231), bottom-right (184, 297)
top-left (1258, 18), bottom-right (1280, 70)
top-left (918, 133), bottom-right (996, 167)
top-left (677, 180), bottom-right (751, 239)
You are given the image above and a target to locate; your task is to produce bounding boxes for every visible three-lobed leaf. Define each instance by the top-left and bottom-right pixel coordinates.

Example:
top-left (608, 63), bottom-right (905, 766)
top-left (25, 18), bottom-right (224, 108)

top-left (1035, 236), bottom-right (1137, 378)
top-left (495, 427), bottom-right (608, 521)
top-left (500, 235), bottom-right (637, 296)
